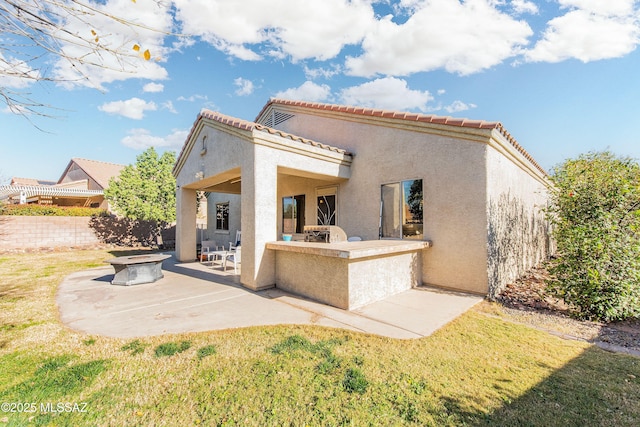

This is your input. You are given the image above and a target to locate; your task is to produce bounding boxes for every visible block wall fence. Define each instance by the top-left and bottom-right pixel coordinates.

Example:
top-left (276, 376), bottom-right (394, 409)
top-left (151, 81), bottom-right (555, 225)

top-left (0, 216), bottom-right (178, 250)
top-left (0, 216), bottom-right (100, 249)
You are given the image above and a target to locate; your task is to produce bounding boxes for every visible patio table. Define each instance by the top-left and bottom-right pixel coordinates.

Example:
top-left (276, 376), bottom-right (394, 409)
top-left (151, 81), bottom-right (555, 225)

top-left (205, 250), bottom-right (228, 268)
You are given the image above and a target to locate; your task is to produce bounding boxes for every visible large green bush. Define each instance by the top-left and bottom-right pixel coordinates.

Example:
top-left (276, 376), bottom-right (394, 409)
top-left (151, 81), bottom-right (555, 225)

top-left (0, 204), bottom-right (107, 217)
top-left (546, 151), bottom-right (640, 322)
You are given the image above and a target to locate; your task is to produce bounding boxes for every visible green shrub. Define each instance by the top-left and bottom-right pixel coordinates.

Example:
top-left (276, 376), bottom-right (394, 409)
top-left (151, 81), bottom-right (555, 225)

top-left (0, 204), bottom-right (107, 217)
top-left (546, 151), bottom-right (640, 321)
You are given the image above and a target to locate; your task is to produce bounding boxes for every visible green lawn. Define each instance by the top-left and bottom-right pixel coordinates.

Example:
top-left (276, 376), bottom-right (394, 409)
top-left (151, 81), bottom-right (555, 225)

top-left (1, 250), bottom-right (639, 426)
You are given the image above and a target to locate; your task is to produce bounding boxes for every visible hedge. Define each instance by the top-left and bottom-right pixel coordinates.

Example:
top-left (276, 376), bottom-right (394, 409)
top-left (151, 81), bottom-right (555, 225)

top-left (0, 204), bottom-right (108, 217)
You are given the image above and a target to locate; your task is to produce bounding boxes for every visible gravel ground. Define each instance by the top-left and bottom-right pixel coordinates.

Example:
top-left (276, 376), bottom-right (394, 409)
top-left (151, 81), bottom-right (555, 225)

top-left (494, 265), bottom-right (640, 357)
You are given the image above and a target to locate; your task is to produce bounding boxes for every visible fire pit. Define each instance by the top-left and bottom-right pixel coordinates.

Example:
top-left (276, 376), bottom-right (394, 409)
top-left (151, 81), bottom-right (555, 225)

top-left (106, 254), bottom-right (171, 286)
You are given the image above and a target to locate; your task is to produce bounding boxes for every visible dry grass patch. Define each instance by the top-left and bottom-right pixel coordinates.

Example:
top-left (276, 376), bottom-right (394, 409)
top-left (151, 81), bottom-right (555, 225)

top-left (1, 250), bottom-right (639, 426)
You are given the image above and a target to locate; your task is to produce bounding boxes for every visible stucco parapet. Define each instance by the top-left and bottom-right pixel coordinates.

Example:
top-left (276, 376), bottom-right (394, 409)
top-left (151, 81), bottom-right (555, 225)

top-left (266, 240), bottom-right (430, 260)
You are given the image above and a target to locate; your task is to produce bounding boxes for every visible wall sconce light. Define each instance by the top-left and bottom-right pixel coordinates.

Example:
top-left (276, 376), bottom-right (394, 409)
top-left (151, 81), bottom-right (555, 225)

top-left (195, 171), bottom-right (204, 180)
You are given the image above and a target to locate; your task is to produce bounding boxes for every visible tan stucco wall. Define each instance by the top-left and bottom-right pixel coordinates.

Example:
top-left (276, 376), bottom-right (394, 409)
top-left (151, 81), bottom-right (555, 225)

top-left (274, 249), bottom-right (420, 310)
top-left (176, 105), bottom-right (550, 297)
top-left (485, 138), bottom-right (551, 297)
top-left (273, 110), bottom-right (492, 293)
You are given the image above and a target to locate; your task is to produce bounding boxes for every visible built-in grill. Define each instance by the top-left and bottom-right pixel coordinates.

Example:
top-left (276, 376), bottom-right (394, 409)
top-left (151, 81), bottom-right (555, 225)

top-left (303, 225), bottom-right (347, 243)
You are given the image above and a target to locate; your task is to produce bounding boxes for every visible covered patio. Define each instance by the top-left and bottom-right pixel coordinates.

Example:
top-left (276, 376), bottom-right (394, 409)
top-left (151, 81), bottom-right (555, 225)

top-left (173, 112), bottom-right (353, 292)
top-left (173, 110), bottom-right (439, 310)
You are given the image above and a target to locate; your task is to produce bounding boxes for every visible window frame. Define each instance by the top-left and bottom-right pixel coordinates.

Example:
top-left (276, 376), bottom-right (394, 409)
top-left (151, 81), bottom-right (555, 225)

top-left (282, 194), bottom-right (305, 234)
top-left (215, 202), bottom-right (229, 231)
top-left (316, 185), bottom-right (338, 226)
top-left (380, 178), bottom-right (423, 240)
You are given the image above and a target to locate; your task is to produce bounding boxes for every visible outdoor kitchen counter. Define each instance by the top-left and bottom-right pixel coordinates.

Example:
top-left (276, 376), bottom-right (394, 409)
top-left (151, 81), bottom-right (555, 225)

top-left (265, 239), bottom-right (431, 259)
top-left (266, 240), bottom-right (432, 310)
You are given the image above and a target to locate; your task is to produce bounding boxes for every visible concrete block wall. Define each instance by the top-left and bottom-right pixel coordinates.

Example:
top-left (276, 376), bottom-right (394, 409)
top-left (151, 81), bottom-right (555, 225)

top-left (0, 216), bottom-right (101, 249)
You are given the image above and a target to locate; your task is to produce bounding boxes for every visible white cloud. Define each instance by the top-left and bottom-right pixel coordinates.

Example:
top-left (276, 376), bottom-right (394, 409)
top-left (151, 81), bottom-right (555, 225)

top-left (444, 100), bottom-right (477, 114)
top-left (511, 0), bottom-right (539, 15)
top-left (162, 100), bottom-right (178, 114)
top-left (346, 0), bottom-right (532, 76)
top-left (303, 64), bottom-right (342, 80)
top-left (1, 104), bottom-right (31, 115)
top-left (339, 77), bottom-right (433, 112)
top-left (121, 128), bottom-right (189, 150)
top-left (50, 0), bottom-right (172, 89)
top-left (143, 82), bottom-right (164, 93)
top-left (0, 53), bottom-right (41, 89)
top-left (275, 81), bottom-right (332, 102)
top-left (98, 97), bottom-right (157, 119)
top-left (177, 94), bottom-right (209, 102)
top-left (234, 77), bottom-right (255, 96)
top-left (525, 1), bottom-right (640, 63)
top-left (173, 0), bottom-right (376, 61)
top-left (559, 0), bottom-right (637, 16)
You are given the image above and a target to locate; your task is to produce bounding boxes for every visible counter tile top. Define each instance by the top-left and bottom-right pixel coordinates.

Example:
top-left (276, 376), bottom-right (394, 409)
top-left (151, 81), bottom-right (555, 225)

top-left (266, 240), bottom-right (431, 259)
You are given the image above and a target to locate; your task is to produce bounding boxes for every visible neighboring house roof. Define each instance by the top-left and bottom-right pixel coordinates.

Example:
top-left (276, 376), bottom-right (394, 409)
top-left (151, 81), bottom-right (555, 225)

top-left (10, 177), bottom-right (56, 186)
top-left (58, 158), bottom-right (125, 189)
top-left (175, 109), bottom-right (353, 175)
top-left (257, 98), bottom-right (546, 176)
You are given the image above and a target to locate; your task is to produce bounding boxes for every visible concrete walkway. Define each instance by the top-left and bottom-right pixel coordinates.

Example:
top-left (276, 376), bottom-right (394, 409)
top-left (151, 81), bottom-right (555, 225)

top-left (57, 254), bottom-right (483, 339)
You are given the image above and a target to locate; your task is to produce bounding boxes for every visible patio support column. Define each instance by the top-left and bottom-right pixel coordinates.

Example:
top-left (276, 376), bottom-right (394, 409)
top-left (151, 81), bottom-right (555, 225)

top-left (241, 147), bottom-right (277, 290)
top-left (175, 187), bottom-right (197, 262)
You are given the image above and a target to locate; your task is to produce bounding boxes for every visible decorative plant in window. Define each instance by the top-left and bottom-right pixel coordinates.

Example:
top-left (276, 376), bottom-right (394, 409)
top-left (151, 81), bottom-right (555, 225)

top-left (317, 195), bottom-right (336, 225)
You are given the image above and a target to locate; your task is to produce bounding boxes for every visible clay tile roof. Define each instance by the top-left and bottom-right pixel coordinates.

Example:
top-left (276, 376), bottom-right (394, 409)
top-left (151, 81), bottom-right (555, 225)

top-left (261, 98), bottom-right (546, 175)
top-left (175, 109), bottom-right (353, 166)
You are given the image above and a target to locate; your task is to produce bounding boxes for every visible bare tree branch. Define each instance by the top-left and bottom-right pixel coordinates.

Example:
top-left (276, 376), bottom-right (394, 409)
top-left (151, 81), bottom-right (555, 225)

top-left (0, 0), bottom-right (174, 119)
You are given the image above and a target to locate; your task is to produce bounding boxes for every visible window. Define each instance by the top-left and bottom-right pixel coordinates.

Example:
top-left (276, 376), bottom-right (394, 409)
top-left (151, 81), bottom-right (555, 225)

top-left (216, 202), bottom-right (229, 230)
top-left (381, 179), bottom-right (423, 240)
top-left (317, 186), bottom-right (337, 226)
top-left (283, 195), bottom-right (305, 234)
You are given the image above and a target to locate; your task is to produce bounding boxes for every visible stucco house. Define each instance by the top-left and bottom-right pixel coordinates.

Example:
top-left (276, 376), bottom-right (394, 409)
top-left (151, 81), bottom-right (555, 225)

top-left (173, 99), bottom-right (551, 308)
top-left (0, 158), bottom-right (124, 210)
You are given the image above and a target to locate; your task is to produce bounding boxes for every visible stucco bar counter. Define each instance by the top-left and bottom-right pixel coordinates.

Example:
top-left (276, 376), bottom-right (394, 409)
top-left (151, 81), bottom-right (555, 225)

top-left (266, 240), bottom-right (431, 310)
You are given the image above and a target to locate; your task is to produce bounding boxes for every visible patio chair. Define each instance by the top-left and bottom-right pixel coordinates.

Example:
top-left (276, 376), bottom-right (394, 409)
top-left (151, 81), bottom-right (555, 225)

top-left (223, 246), bottom-right (241, 274)
top-left (229, 230), bottom-right (241, 251)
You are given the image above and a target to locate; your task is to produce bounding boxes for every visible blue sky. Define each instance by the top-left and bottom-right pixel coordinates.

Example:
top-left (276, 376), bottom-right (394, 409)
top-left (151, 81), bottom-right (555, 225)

top-left (1, 0), bottom-right (639, 183)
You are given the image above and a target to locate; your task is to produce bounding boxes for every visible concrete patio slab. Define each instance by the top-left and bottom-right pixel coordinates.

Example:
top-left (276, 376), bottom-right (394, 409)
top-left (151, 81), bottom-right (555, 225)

top-left (57, 253), bottom-right (483, 339)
